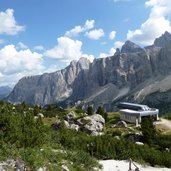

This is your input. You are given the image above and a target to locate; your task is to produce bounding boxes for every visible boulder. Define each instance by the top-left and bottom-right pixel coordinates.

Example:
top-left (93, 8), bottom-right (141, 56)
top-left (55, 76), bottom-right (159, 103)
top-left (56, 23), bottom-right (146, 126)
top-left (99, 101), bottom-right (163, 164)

top-left (70, 124), bottom-right (79, 131)
top-left (64, 120), bottom-right (70, 128)
top-left (135, 142), bottom-right (144, 145)
top-left (37, 113), bottom-right (44, 118)
top-left (51, 120), bottom-right (61, 130)
top-left (64, 112), bottom-right (76, 122)
top-left (37, 167), bottom-right (47, 171)
top-left (0, 159), bottom-right (26, 171)
top-left (62, 165), bottom-right (69, 171)
top-left (79, 114), bottom-right (105, 134)
top-left (91, 131), bottom-right (104, 136)
top-left (14, 159), bottom-right (26, 170)
top-left (84, 120), bottom-right (103, 133)
top-left (114, 121), bottom-right (128, 128)
top-left (64, 120), bottom-right (79, 131)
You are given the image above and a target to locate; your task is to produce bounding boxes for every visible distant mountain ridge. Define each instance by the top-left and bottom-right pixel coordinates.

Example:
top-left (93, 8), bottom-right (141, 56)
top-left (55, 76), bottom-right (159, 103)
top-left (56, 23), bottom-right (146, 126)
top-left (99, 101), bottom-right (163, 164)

top-left (6, 31), bottom-right (171, 112)
top-left (0, 86), bottom-right (12, 99)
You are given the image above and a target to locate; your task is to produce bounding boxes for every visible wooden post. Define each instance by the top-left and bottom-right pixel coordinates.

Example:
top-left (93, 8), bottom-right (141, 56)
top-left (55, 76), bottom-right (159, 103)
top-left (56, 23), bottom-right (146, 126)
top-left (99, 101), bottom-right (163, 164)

top-left (128, 158), bottom-right (132, 171)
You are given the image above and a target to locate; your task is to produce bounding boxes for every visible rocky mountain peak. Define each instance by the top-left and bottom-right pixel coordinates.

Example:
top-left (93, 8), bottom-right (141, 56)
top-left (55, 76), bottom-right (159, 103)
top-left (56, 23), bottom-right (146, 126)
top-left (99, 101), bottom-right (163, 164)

top-left (154, 31), bottom-right (171, 47)
top-left (77, 57), bottom-right (91, 69)
top-left (114, 48), bottom-right (120, 56)
top-left (121, 40), bottom-right (143, 53)
top-left (69, 57), bottom-right (90, 70)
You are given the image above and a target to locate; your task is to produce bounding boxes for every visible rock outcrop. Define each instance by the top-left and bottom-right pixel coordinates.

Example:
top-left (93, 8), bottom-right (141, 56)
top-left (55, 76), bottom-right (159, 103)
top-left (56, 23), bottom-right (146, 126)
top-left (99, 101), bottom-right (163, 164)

top-left (78, 114), bottom-right (105, 135)
top-left (61, 113), bottom-right (105, 135)
top-left (7, 57), bottom-right (90, 105)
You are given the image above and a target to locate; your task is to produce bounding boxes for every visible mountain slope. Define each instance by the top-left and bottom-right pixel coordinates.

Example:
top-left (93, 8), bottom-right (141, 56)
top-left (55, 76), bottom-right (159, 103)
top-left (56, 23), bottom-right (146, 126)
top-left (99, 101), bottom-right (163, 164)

top-left (7, 31), bottom-right (171, 111)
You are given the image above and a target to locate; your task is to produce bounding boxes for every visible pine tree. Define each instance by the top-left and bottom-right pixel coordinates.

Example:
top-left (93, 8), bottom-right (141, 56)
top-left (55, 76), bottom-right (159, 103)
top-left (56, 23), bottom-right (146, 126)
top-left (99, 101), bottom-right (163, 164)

top-left (87, 106), bottom-right (93, 115)
top-left (96, 106), bottom-right (107, 121)
top-left (141, 116), bottom-right (157, 146)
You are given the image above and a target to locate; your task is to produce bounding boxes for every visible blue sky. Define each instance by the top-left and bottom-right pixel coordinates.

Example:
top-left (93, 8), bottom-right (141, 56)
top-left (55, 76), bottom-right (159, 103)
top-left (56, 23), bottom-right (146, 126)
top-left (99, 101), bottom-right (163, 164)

top-left (0, 0), bottom-right (171, 86)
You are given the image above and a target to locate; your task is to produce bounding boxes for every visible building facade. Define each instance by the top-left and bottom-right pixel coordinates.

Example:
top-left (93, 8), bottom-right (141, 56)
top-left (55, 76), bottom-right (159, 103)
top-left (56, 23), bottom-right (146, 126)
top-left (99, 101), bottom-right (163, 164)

top-left (118, 102), bottom-right (159, 126)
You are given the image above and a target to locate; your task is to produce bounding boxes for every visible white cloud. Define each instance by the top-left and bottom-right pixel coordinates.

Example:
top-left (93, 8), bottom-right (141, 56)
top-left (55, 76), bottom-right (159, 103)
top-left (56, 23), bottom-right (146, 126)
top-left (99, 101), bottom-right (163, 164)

top-left (109, 31), bottom-right (116, 40)
top-left (99, 48), bottom-right (116, 58)
top-left (82, 54), bottom-right (94, 62)
top-left (34, 45), bottom-right (45, 51)
top-left (114, 41), bottom-right (124, 48)
top-left (85, 29), bottom-right (105, 40)
top-left (16, 42), bottom-right (28, 49)
top-left (0, 45), bottom-right (44, 86)
top-left (44, 36), bottom-right (95, 64)
top-left (84, 20), bottom-right (95, 30)
top-left (127, 0), bottom-right (171, 45)
top-left (44, 64), bottom-right (59, 73)
top-left (98, 41), bottom-right (124, 58)
top-left (65, 19), bottom-right (95, 37)
top-left (0, 9), bottom-right (25, 35)
top-left (44, 36), bottom-right (82, 62)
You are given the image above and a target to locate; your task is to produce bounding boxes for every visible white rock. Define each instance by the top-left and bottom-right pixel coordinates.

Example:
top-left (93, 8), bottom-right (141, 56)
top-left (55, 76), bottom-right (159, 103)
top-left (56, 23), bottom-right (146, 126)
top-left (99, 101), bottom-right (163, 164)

top-left (62, 165), bottom-right (69, 171)
top-left (64, 120), bottom-right (70, 128)
top-left (38, 113), bottom-right (44, 117)
top-left (135, 142), bottom-right (144, 145)
top-left (37, 167), bottom-right (47, 171)
top-left (70, 124), bottom-right (79, 131)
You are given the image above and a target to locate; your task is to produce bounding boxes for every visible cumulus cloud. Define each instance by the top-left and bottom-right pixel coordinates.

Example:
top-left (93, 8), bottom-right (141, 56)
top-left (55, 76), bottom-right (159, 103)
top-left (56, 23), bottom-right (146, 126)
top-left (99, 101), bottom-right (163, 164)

top-left (44, 36), bottom-right (95, 64)
top-left (0, 45), bottom-right (44, 86)
top-left (114, 41), bottom-right (124, 48)
top-left (0, 9), bottom-right (25, 35)
top-left (85, 29), bottom-right (105, 40)
top-left (44, 36), bottom-right (82, 62)
top-left (99, 48), bottom-right (116, 58)
top-left (16, 42), bottom-right (28, 49)
top-left (99, 41), bottom-right (124, 58)
top-left (82, 54), bottom-right (94, 62)
top-left (34, 45), bottom-right (45, 51)
top-left (65, 19), bottom-right (95, 37)
top-left (109, 31), bottom-right (116, 40)
top-left (127, 0), bottom-right (171, 45)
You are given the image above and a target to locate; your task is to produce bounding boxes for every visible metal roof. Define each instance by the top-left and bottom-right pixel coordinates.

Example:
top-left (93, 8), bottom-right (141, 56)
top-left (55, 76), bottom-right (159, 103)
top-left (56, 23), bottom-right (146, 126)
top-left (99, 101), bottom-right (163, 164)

top-left (120, 109), bottom-right (159, 117)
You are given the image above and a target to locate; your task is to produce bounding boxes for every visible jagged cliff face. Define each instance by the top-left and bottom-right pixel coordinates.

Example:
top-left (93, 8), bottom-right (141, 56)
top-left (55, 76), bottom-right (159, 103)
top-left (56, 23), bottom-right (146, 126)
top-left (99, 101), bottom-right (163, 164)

top-left (7, 31), bottom-right (171, 111)
top-left (7, 57), bottom-right (91, 105)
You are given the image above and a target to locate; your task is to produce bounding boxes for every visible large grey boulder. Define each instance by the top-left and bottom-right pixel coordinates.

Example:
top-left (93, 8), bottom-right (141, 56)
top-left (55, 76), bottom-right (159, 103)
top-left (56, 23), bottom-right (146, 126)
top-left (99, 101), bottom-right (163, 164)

top-left (78, 114), bottom-right (105, 134)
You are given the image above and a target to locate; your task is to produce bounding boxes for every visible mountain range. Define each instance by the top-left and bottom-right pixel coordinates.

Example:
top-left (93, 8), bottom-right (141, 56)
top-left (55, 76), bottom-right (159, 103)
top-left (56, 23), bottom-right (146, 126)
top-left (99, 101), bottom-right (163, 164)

top-left (0, 86), bottom-right (12, 100)
top-left (6, 31), bottom-right (171, 112)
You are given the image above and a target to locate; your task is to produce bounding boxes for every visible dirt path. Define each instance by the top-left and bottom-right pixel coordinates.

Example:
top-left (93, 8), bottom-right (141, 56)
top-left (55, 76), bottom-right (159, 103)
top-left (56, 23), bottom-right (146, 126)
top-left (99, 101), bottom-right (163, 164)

top-left (99, 160), bottom-right (171, 171)
top-left (160, 119), bottom-right (171, 129)
top-left (155, 118), bottom-right (171, 133)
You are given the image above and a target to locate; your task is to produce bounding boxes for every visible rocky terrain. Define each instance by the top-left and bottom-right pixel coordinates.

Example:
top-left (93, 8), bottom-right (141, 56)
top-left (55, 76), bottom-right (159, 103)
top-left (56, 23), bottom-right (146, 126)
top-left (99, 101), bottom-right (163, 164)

top-left (7, 31), bottom-right (171, 112)
top-left (62, 112), bottom-right (105, 136)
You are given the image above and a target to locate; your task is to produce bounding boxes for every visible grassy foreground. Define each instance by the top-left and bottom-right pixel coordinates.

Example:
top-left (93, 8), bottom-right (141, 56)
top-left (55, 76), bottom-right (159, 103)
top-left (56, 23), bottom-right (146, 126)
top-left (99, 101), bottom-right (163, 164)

top-left (1, 101), bottom-right (171, 170)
